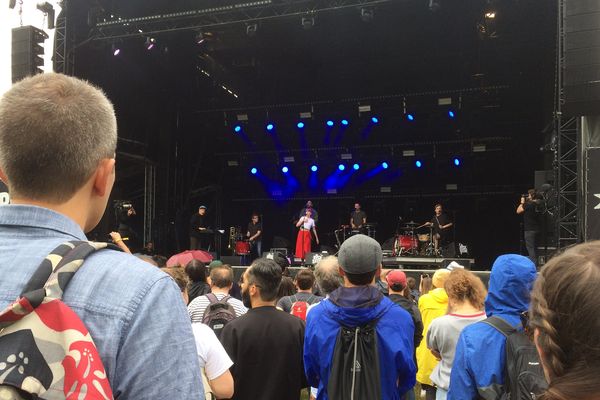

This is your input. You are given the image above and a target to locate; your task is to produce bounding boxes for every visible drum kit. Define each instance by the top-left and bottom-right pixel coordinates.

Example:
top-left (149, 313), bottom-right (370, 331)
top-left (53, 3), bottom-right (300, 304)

top-left (334, 223), bottom-right (377, 247)
top-left (228, 226), bottom-right (251, 256)
top-left (393, 221), bottom-right (441, 257)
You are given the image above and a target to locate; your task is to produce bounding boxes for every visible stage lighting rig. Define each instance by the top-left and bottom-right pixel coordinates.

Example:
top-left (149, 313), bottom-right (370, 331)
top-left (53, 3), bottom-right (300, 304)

top-left (302, 17), bottom-right (315, 30)
top-left (360, 8), bottom-right (374, 23)
top-left (246, 23), bottom-right (258, 36)
top-left (36, 2), bottom-right (55, 29)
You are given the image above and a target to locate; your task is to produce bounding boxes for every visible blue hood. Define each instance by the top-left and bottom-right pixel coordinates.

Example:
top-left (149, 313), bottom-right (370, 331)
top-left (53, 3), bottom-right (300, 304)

top-left (325, 286), bottom-right (393, 326)
top-left (485, 254), bottom-right (537, 319)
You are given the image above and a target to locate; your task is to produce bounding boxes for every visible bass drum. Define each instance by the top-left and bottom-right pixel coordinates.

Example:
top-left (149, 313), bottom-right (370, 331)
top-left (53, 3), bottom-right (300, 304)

top-left (393, 235), bottom-right (418, 256)
top-left (235, 240), bottom-right (250, 255)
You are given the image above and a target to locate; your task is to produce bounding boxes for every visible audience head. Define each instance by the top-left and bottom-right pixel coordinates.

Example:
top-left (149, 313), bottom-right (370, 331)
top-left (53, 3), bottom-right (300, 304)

top-left (185, 259), bottom-right (208, 283)
top-left (242, 258), bottom-right (282, 308)
top-left (294, 268), bottom-right (316, 291)
top-left (136, 254), bottom-right (158, 266)
top-left (444, 269), bottom-right (487, 312)
top-left (529, 241), bottom-right (600, 400)
top-left (161, 266), bottom-right (190, 304)
top-left (152, 255), bottom-right (167, 268)
top-left (419, 275), bottom-right (433, 295)
top-left (209, 264), bottom-right (234, 290)
top-left (485, 254), bottom-right (536, 316)
top-left (386, 270), bottom-right (407, 295)
top-left (265, 252), bottom-right (290, 276)
top-left (338, 234), bottom-right (382, 286)
top-left (277, 276), bottom-right (296, 300)
top-left (432, 268), bottom-right (451, 289)
top-left (314, 256), bottom-right (343, 295)
top-left (0, 73), bottom-right (117, 231)
top-left (407, 276), bottom-right (417, 290)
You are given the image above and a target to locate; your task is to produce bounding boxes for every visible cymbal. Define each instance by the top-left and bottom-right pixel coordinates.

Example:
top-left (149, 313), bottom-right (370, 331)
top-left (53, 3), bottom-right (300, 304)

top-left (403, 221), bottom-right (419, 227)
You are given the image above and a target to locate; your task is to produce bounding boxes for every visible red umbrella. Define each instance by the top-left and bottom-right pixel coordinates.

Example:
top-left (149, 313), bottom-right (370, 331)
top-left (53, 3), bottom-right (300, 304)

top-left (166, 250), bottom-right (213, 267)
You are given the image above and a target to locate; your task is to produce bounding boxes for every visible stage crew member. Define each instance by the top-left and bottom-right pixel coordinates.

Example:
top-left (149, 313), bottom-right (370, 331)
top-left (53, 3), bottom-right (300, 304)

top-left (516, 189), bottom-right (541, 264)
top-left (190, 205), bottom-right (209, 250)
top-left (295, 209), bottom-right (319, 261)
top-left (246, 213), bottom-right (263, 259)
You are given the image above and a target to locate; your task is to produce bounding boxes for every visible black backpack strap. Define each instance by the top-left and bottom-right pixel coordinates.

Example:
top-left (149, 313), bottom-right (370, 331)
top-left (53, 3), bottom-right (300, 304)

top-left (221, 295), bottom-right (231, 303)
top-left (20, 241), bottom-right (120, 308)
top-left (481, 316), bottom-right (518, 337)
top-left (206, 293), bottom-right (217, 304)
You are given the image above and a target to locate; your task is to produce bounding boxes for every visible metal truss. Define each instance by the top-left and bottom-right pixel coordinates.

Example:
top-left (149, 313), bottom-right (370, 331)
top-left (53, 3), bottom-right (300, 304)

top-left (90, 0), bottom-right (396, 41)
top-left (53, 0), bottom-right (74, 75)
top-left (553, 0), bottom-right (580, 249)
top-left (144, 163), bottom-right (157, 246)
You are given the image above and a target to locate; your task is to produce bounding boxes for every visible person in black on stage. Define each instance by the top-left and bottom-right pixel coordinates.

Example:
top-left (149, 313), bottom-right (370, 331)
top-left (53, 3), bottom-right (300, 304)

top-left (190, 205), bottom-right (209, 250)
top-left (298, 200), bottom-right (318, 223)
top-left (350, 202), bottom-right (367, 233)
top-left (427, 203), bottom-right (453, 253)
top-left (516, 189), bottom-right (541, 265)
top-left (247, 213), bottom-right (263, 259)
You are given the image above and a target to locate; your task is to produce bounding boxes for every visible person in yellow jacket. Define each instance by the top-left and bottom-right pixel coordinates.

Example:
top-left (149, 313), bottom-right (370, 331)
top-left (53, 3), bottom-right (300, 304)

top-left (416, 268), bottom-right (450, 400)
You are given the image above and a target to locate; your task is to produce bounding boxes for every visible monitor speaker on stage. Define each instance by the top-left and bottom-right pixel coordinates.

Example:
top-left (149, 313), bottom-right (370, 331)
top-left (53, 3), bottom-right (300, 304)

top-left (220, 255), bottom-right (245, 266)
top-left (304, 252), bottom-right (328, 267)
top-left (563, 0), bottom-right (600, 116)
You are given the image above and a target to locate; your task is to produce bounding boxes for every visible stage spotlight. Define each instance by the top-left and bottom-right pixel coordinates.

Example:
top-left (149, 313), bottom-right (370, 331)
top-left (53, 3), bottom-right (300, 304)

top-left (250, 167), bottom-right (257, 175)
top-left (297, 121), bottom-right (305, 129)
top-left (302, 17), bottom-right (315, 30)
top-left (282, 166), bottom-right (289, 173)
top-left (311, 165), bottom-right (318, 172)
top-left (234, 125), bottom-right (242, 133)
top-left (341, 119), bottom-right (349, 126)
top-left (266, 123), bottom-right (274, 132)
top-left (338, 164), bottom-right (346, 171)
top-left (415, 160), bottom-right (423, 168)
top-left (407, 114), bottom-right (415, 121)
top-left (145, 37), bottom-right (156, 50)
top-left (111, 44), bottom-right (121, 56)
top-left (371, 116), bottom-right (379, 124)
top-left (360, 8), bottom-right (374, 23)
top-left (353, 163), bottom-right (360, 170)
top-left (246, 23), bottom-right (258, 37)
top-left (381, 162), bottom-right (389, 169)
top-left (448, 110), bottom-right (456, 118)
top-left (326, 120), bottom-right (334, 127)
top-left (195, 32), bottom-right (205, 45)
top-left (453, 157), bottom-right (461, 166)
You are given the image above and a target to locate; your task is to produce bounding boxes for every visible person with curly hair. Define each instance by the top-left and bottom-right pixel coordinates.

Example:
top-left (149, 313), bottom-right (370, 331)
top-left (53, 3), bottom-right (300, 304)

top-left (426, 269), bottom-right (487, 400)
top-left (529, 241), bottom-right (600, 400)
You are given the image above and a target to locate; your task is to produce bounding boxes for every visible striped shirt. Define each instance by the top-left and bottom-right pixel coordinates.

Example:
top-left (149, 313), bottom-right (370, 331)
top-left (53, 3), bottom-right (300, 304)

top-left (188, 292), bottom-right (248, 323)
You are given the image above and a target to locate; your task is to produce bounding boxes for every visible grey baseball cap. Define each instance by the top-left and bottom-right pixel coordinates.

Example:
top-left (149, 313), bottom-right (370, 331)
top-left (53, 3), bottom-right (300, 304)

top-left (338, 234), bottom-right (383, 274)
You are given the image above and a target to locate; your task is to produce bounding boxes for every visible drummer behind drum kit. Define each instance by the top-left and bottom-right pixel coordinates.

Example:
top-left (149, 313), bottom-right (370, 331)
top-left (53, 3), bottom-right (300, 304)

top-left (335, 223), bottom-right (377, 247)
top-left (393, 221), bottom-right (441, 257)
top-left (229, 226), bottom-right (251, 256)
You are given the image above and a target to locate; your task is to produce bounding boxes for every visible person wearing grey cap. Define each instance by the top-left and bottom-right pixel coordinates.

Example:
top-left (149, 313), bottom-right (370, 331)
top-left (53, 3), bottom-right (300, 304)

top-left (190, 205), bottom-right (209, 250)
top-left (304, 234), bottom-right (417, 400)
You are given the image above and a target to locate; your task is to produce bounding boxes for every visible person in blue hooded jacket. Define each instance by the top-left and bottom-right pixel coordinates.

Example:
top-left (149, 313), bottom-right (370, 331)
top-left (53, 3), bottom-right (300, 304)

top-left (304, 234), bottom-right (416, 400)
top-left (447, 254), bottom-right (537, 400)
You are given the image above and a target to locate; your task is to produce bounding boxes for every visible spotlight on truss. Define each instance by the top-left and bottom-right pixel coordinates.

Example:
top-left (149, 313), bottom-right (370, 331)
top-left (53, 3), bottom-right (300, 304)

top-left (302, 17), bottom-right (315, 30)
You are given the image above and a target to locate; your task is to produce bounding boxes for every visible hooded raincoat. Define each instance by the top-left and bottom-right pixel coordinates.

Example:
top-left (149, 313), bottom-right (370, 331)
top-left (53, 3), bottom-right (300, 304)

top-left (447, 254), bottom-right (537, 400)
top-left (304, 286), bottom-right (416, 400)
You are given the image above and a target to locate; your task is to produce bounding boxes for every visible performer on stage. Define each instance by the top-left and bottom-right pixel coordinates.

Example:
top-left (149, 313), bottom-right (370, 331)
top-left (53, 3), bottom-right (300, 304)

top-left (190, 205), bottom-right (209, 250)
top-left (516, 189), bottom-right (541, 264)
top-left (298, 200), bottom-right (318, 223)
top-left (350, 202), bottom-right (367, 233)
top-left (295, 209), bottom-right (319, 260)
top-left (427, 204), bottom-right (453, 253)
top-left (246, 213), bottom-right (263, 259)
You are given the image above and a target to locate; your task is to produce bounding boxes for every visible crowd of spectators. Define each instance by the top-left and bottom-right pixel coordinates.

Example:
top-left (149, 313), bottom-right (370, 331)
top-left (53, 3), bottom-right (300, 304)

top-left (0, 73), bottom-right (598, 400)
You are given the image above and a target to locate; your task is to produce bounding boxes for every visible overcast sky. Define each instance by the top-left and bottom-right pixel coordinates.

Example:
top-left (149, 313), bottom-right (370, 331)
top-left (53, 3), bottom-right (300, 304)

top-left (1, 1), bottom-right (60, 95)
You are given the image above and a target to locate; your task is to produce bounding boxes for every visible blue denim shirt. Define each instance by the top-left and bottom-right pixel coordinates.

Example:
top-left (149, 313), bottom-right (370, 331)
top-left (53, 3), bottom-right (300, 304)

top-left (0, 205), bottom-right (204, 399)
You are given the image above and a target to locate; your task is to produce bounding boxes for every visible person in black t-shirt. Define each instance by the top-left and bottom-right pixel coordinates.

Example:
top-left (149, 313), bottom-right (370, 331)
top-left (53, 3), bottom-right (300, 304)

top-left (350, 202), bottom-right (367, 233)
top-left (190, 205), bottom-right (209, 250)
top-left (516, 189), bottom-right (541, 265)
top-left (221, 258), bottom-right (307, 400)
top-left (427, 204), bottom-right (453, 253)
top-left (246, 213), bottom-right (263, 259)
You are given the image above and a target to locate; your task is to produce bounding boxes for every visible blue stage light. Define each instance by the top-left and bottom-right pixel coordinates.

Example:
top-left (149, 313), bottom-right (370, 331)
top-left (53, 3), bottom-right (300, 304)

top-left (381, 162), bottom-right (389, 169)
top-left (311, 165), bottom-right (318, 172)
top-left (326, 120), bottom-right (334, 127)
top-left (250, 167), bottom-right (257, 175)
top-left (448, 110), bottom-right (455, 118)
top-left (407, 114), bottom-right (415, 121)
top-left (453, 157), bottom-right (461, 166)
top-left (353, 163), bottom-right (360, 170)
top-left (266, 123), bottom-right (274, 131)
top-left (234, 125), bottom-right (242, 133)
top-left (297, 121), bottom-right (305, 129)
top-left (341, 119), bottom-right (349, 126)
top-left (415, 160), bottom-right (423, 168)
top-left (371, 116), bottom-right (379, 124)
top-left (338, 164), bottom-right (346, 171)
top-left (282, 166), bottom-right (289, 173)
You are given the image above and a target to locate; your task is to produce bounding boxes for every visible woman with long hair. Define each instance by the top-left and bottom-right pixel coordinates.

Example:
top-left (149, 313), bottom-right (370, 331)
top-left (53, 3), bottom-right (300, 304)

top-left (529, 241), bottom-right (600, 400)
